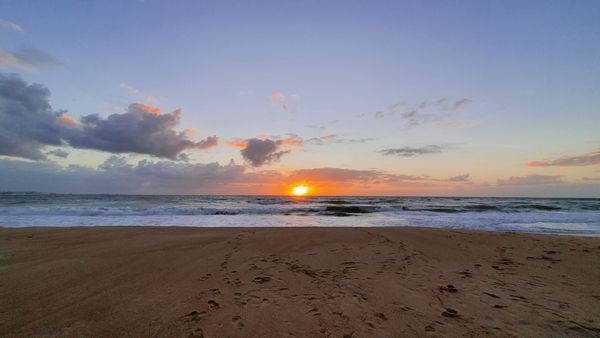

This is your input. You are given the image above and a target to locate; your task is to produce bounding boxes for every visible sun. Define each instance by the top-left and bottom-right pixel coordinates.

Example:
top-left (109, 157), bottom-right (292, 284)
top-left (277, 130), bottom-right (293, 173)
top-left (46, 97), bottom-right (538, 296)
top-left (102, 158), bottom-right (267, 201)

top-left (291, 185), bottom-right (309, 196)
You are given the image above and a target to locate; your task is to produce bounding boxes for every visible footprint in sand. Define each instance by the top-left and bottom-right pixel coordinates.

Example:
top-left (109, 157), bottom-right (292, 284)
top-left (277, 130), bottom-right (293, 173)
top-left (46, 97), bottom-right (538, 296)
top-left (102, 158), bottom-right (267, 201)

top-left (189, 327), bottom-right (204, 338)
top-left (374, 312), bottom-right (388, 321)
top-left (483, 291), bottom-right (501, 299)
top-left (184, 310), bottom-right (208, 322)
top-left (458, 270), bottom-right (472, 278)
top-left (441, 308), bottom-right (459, 318)
top-left (252, 276), bottom-right (271, 284)
top-left (424, 324), bottom-right (436, 332)
top-left (199, 273), bottom-right (212, 281)
top-left (231, 315), bottom-right (244, 329)
top-left (307, 307), bottom-right (321, 316)
top-left (439, 284), bottom-right (458, 293)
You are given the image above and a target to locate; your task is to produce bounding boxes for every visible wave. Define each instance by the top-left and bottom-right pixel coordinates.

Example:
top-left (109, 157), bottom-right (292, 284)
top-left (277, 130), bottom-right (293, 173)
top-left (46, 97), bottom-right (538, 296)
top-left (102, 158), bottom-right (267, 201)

top-left (323, 205), bottom-right (378, 216)
top-left (1, 195), bottom-right (599, 218)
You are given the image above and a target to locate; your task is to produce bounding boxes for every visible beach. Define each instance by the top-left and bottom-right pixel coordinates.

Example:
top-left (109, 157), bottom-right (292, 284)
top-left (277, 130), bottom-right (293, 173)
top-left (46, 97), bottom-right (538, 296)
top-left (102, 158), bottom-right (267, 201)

top-left (1, 226), bottom-right (599, 337)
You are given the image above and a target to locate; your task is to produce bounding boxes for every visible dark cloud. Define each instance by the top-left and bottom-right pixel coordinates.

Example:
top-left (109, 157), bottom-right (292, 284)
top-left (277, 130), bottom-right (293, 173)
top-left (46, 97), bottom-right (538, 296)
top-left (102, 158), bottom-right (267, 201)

top-left (65, 104), bottom-right (218, 159)
top-left (0, 73), bottom-right (64, 160)
top-left (46, 149), bottom-right (69, 158)
top-left (241, 138), bottom-right (292, 167)
top-left (0, 48), bottom-right (60, 72)
top-left (497, 174), bottom-right (562, 186)
top-left (0, 74), bottom-right (217, 160)
top-left (1, 158), bottom-right (596, 197)
top-left (177, 153), bottom-right (190, 162)
top-left (98, 155), bottom-right (131, 171)
top-left (0, 159), bottom-right (430, 194)
top-left (195, 136), bottom-right (219, 149)
top-left (0, 157), bottom-right (247, 194)
top-left (379, 145), bottom-right (444, 157)
top-left (527, 149), bottom-right (600, 167)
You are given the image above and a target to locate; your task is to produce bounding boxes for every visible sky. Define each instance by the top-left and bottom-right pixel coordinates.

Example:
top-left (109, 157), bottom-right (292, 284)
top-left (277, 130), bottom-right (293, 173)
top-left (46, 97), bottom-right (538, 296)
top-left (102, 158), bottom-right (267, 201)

top-left (1, 0), bottom-right (599, 196)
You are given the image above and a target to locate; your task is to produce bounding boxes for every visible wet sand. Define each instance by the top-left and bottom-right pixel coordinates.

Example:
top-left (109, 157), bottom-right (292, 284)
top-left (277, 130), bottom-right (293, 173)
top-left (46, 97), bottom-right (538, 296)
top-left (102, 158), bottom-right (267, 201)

top-left (1, 226), bottom-right (599, 337)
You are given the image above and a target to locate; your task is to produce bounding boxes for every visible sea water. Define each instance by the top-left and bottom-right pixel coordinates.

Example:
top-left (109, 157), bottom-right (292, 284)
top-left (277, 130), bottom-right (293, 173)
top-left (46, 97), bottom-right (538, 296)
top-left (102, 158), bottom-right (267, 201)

top-left (1, 193), bottom-right (599, 236)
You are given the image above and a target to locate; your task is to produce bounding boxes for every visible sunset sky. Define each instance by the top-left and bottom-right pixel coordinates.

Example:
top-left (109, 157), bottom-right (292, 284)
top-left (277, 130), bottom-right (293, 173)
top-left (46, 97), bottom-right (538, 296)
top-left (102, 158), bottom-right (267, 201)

top-left (1, 0), bottom-right (599, 196)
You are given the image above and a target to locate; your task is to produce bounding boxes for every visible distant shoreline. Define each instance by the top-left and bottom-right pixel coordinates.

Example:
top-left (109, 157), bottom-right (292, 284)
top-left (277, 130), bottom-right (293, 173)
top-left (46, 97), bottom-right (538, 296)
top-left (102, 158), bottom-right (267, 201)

top-left (2, 225), bottom-right (600, 238)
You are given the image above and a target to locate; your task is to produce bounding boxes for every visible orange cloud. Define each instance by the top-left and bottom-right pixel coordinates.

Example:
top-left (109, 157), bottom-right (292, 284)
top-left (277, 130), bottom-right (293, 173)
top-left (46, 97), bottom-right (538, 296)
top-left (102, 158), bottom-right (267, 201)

top-left (276, 138), bottom-right (303, 147)
top-left (226, 135), bottom-right (303, 149)
top-left (132, 103), bottom-right (161, 115)
top-left (57, 113), bottom-right (79, 128)
top-left (182, 129), bottom-right (197, 140)
top-left (225, 139), bottom-right (248, 149)
top-left (269, 92), bottom-right (285, 102)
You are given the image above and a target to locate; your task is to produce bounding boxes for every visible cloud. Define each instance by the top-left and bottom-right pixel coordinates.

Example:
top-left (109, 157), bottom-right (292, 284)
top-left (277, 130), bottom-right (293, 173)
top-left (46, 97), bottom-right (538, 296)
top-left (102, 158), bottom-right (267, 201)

top-left (240, 138), bottom-right (292, 167)
top-left (434, 119), bottom-right (480, 129)
top-left (306, 134), bottom-right (337, 146)
top-left (119, 82), bottom-right (141, 96)
top-left (527, 149), bottom-right (600, 167)
top-left (0, 158), bottom-right (431, 195)
top-left (583, 177), bottom-right (600, 182)
top-left (0, 73), bottom-right (217, 160)
top-left (1, 158), bottom-right (596, 196)
top-left (306, 134), bottom-right (374, 146)
top-left (230, 133), bottom-right (373, 151)
top-left (289, 168), bottom-right (436, 184)
top-left (274, 134), bottom-right (303, 147)
top-left (0, 48), bottom-right (60, 72)
top-left (307, 120), bottom-right (338, 132)
top-left (0, 50), bottom-right (35, 72)
top-left (379, 145), bottom-right (444, 157)
top-left (195, 136), bottom-right (219, 149)
top-left (346, 138), bottom-right (375, 144)
top-left (289, 168), bottom-right (384, 182)
top-left (267, 92), bottom-right (299, 112)
top-left (447, 173), bottom-right (470, 182)
top-left (46, 149), bottom-right (69, 158)
top-left (0, 19), bottom-right (22, 32)
top-left (0, 157), bottom-right (247, 194)
top-left (286, 168), bottom-right (448, 190)
top-left (497, 174), bottom-right (562, 185)
top-left (450, 98), bottom-right (472, 114)
top-left (269, 92), bottom-right (284, 102)
top-left (65, 103), bottom-right (218, 159)
top-left (0, 73), bottom-right (64, 159)
top-left (119, 82), bottom-right (160, 103)
top-left (225, 139), bottom-right (249, 149)
top-left (363, 98), bottom-right (473, 127)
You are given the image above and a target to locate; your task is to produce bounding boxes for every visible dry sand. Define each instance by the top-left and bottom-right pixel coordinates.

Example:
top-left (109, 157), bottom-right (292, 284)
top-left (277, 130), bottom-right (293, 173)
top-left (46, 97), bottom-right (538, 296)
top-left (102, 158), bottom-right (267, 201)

top-left (1, 226), bottom-right (599, 337)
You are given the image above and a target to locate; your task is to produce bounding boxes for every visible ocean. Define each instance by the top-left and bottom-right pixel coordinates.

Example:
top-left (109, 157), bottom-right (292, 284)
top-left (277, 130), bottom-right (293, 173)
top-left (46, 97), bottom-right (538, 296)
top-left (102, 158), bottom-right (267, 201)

top-left (1, 193), bottom-right (599, 236)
